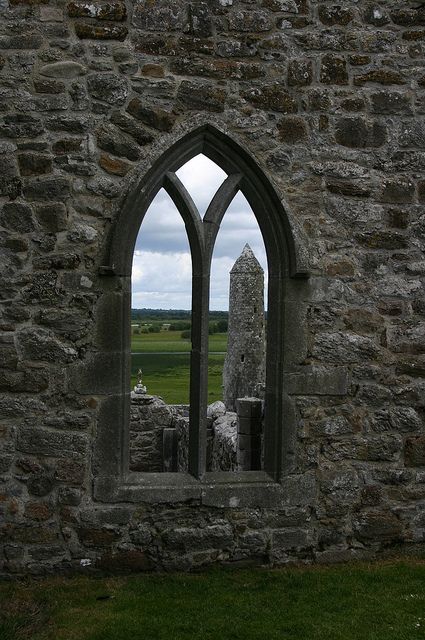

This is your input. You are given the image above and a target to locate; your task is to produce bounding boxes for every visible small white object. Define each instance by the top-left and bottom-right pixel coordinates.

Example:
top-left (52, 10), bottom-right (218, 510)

top-left (80, 558), bottom-right (92, 567)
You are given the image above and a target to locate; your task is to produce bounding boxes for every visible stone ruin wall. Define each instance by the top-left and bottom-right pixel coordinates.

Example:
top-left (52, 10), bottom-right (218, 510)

top-left (1, 0), bottom-right (425, 575)
top-left (129, 395), bottom-right (238, 473)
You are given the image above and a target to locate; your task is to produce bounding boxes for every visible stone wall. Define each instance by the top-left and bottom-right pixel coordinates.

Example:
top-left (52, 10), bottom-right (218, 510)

top-left (1, 0), bottom-right (425, 575)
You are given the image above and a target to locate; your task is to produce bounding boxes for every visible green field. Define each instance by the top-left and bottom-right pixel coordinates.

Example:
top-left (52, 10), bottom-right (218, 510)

top-left (131, 332), bottom-right (227, 404)
top-left (2, 560), bottom-right (425, 640)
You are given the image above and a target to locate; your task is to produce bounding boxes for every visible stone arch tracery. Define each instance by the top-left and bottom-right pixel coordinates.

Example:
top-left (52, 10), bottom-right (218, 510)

top-left (94, 124), bottom-right (309, 500)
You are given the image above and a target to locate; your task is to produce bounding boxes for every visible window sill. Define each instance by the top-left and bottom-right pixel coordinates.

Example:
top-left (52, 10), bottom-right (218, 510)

top-left (94, 471), bottom-right (284, 507)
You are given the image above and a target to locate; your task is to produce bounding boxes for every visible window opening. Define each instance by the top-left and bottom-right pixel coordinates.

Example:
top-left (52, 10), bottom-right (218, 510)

top-left (130, 188), bottom-right (192, 473)
top-left (176, 153), bottom-right (227, 218)
top-left (209, 191), bottom-right (267, 472)
top-left (94, 125), bottom-right (308, 499)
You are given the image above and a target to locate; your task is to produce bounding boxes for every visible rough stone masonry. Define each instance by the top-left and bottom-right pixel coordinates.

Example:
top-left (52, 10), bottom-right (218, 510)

top-left (1, 0), bottom-right (425, 575)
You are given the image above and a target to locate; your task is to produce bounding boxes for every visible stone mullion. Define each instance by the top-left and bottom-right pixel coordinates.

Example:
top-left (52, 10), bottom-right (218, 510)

top-left (188, 260), bottom-right (210, 479)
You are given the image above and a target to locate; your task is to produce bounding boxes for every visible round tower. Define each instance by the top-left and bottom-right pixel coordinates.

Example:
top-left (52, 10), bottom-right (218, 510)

top-left (223, 244), bottom-right (266, 412)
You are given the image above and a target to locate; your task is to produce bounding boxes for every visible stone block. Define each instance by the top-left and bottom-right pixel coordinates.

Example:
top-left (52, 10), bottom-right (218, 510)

top-left (288, 59), bottom-right (313, 86)
top-left (23, 176), bottom-right (70, 201)
top-left (318, 5), bottom-right (354, 25)
top-left (16, 327), bottom-right (77, 363)
top-left (277, 116), bottom-right (308, 143)
top-left (40, 61), bottom-right (86, 78)
top-left (68, 2), bottom-right (127, 21)
top-left (177, 80), bottom-right (226, 112)
top-left (380, 177), bottom-right (415, 203)
top-left (35, 202), bottom-right (67, 232)
top-left (127, 98), bottom-right (176, 131)
top-left (228, 10), bottom-right (271, 32)
top-left (370, 91), bottom-right (413, 114)
top-left (96, 123), bottom-right (140, 161)
top-left (87, 73), bottom-right (128, 105)
top-left (386, 324), bottom-right (425, 354)
top-left (17, 425), bottom-right (87, 458)
top-left (0, 113), bottom-right (44, 138)
top-left (335, 117), bottom-right (386, 148)
top-left (74, 22), bottom-right (128, 40)
top-left (242, 84), bottom-right (297, 113)
top-left (163, 523), bottom-right (233, 551)
top-left (132, 2), bottom-right (186, 31)
top-left (280, 472), bottom-right (316, 506)
top-left (354, 511), bottom-right (403, 543)
top-left (284, 366), bottom-right (349, 396)
top-left (0, 202), bottom-right (35, 232)
top-left (320, 54), bottom-right (348, 85)
top-left (405, 436), bottom-right (425, 466)
top-left (110, 110), bottom-right (154, 146)
top-left (18, 153), bottom-right (52, 176)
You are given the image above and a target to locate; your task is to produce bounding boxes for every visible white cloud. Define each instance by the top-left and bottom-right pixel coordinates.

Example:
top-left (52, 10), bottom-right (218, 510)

top-left (132, 154), bottom-right (268, 310)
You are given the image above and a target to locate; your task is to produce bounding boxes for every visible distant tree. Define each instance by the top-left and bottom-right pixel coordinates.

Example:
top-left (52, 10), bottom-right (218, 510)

top-left (217, 320), bottom-right (228, 332)
top-left (148, 325), bottom-right (160, 333)
top-left (181, 330), bottom-right (191, 339)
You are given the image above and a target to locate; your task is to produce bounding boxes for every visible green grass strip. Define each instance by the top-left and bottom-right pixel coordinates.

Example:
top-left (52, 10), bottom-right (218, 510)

top-left (2, 561), bottom-right (425, 640)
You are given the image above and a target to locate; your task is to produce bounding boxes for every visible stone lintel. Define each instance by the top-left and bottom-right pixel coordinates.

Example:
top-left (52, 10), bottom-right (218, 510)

top-left (284, 366), bottom-right (350, 396)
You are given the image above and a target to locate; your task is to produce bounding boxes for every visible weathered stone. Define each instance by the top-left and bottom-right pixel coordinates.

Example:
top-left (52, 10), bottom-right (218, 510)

top-left (357, 230), bottom-right (408, 250)
top-left (354, 69), bottom-right (405, 86)
top-left (177, 80), bottom-right (226, 112)
top-left (34, 79), bottom-right (66, 94)
top-left (0, 114), bottom-right (43, 139)
top-left (99, 152), bottom-right (131, 176)
top-left (399, 120), bottom-right (425, 148)
top-left (386, 324), bottom-right (425, 354)
top-left (391, 7), bottom-right (425, 27)
top-left (170, 57), bottom-right (263, 81)
top-left (18, 153), bottom-right (52, 176)
top-left (95, 123), bottom-right (140, 161)
top-left (313, 332), bottom-right (380, 364)
top-left (74, 22), bottom-right (128, 40)
top-left (68, 2), bottom-right (127, 21)
top-left (87, 73), bottom-right (128, 105)
top-left (133, 2), bottom-right (186, 31)
top-left (110, 111), bottom-right (154, 146)
top-left (228, 10), bottom-right (271, 32)
top-left (23, 176), bottom-right (70, 201)
top-left (380, 177), bottom-right (415, 204)
top-left (126, 98), bottom-right (176, 131)
top-left (288, 59), bottom-right (312, 87)
top-left (370, 91), bottom-right (412, 115)
top-left (405, 436), bottom-right (425, 466)
top-left (35, 202), bottom-right (67, 232)
top-left (364, 5), bottom-right (390, 27)
top-left (320, 54), bottom-right (348, 85)
top-left (319, 5), bottom-right (354, 26)
top-left (243, 84), bottom-right (297, 113)
top-left (335, 117), bottom-right (386, 148)
top-left (40, 61), bottom-right (86, 78)
top-left (354, 511), bottom-right (403, 543)
top-left (0, 202), bottom-right (35, 232)
top-left (16, 327), bottom-right (77, 363)
top-left (0, 0), bottom-right (423, 579)
top-left (277, 116), bottom-right (307, 143)
top-left (46, 116), bottom-right (89, 133)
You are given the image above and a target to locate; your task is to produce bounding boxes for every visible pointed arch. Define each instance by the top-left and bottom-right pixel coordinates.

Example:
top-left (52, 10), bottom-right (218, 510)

top-left (102, 124), bottom-right (308, 281)
top-left (93, 125), bottom-right (310, 501)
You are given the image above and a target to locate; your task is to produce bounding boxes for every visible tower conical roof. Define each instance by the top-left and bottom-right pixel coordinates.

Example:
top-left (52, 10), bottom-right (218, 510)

top-left (230, 244), bottom-right (263, 274)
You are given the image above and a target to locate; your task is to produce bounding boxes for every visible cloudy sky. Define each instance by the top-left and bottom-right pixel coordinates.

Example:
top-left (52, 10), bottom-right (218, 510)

top-left (132, 154), bottom-right (268, 311)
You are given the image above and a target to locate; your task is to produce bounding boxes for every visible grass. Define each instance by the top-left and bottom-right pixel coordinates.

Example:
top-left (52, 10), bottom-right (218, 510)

top-left (130, 332), bottom-right (227, 404)
top-left (131, 332), bottom-right (227, 353)
top-left (2, 560), bottom-right (425, 640)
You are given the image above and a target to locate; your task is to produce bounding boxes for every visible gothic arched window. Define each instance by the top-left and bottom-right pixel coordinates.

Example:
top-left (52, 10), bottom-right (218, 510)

top-left (93, 125), bottom-right (308, 505)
